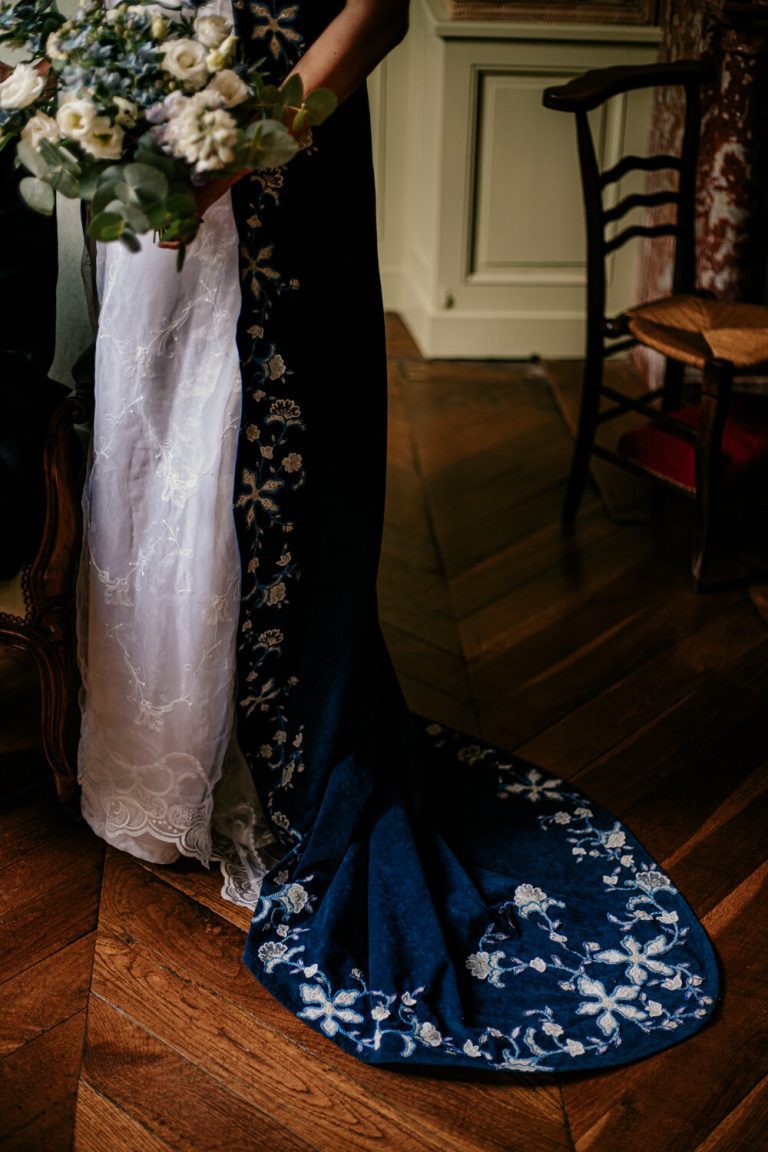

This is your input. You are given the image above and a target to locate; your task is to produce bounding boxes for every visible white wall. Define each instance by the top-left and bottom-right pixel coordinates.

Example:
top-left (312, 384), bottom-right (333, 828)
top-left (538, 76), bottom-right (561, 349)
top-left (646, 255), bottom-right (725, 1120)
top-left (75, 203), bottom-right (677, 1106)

top-left (369, 0), bottom-right (660, 358)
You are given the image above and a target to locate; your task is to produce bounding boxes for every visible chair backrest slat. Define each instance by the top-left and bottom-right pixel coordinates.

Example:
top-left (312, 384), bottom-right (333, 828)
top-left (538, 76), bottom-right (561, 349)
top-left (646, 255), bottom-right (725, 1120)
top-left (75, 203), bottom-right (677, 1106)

top-left (600, 154), bottom-right (683, 188)
top-left (602, 189), bottom-right (683, 226)
top-left (604, 222), bottom-right (681, 255)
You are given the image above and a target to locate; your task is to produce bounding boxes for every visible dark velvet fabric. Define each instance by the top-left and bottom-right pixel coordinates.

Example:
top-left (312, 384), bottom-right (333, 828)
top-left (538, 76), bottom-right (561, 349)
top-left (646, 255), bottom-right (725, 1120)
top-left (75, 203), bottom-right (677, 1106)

top-left (228, 0), bottom-right (720, 1071)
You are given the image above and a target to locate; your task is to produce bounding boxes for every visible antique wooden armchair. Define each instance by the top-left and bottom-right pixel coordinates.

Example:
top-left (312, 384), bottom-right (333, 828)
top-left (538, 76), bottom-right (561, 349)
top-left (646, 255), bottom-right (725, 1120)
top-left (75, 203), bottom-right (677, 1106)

top-left (0, 388), bottom-right (90, 802)
top-left (543, 61), bottom-right (768, 588)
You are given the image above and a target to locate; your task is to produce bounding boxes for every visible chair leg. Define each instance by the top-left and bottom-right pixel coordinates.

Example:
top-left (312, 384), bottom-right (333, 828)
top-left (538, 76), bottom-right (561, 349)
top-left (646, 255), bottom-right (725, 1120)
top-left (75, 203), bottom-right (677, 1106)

top-left (662, 357), bottom-right (685, 414)
top-left (0, 622), bottom-right (80, 804)
top-left (692, 357), bottom-right (732, 590)
top-left (29, 623), bottom-right (81, 805)
top-left (563, 350), bottom-right (603, 530)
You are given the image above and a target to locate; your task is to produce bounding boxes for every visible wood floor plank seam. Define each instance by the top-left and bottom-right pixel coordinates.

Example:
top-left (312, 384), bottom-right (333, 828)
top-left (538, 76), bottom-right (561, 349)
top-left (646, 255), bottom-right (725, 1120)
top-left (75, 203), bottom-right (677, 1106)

top-left (84, 993), bottom-right (326, 1152)
top-left (74, 1080), bottom-right (179, 1152)
top-left (88, 937), bottom-right (484, 1152)
top-left (86, 989), bottom-right (454, 1152)
top-left (689, 1073), bottom-right (768, 1152)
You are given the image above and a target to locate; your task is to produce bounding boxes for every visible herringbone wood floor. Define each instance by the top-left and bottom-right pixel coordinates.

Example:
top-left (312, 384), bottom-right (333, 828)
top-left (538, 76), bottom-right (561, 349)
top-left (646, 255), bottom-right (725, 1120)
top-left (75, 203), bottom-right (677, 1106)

top-left (1, 315), bottom-right (767, 1151)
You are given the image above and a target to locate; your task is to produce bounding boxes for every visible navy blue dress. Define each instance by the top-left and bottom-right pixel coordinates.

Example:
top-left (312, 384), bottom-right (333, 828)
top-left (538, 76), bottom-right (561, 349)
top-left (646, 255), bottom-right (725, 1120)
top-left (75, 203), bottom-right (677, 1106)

top-left (229, 0), bottom-right (719, 1071)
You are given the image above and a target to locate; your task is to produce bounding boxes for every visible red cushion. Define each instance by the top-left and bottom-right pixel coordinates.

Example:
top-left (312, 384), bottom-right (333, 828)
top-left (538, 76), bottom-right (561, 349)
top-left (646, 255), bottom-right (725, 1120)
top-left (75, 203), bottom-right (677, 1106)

top-left (617, 396), bottom-right (768, 492)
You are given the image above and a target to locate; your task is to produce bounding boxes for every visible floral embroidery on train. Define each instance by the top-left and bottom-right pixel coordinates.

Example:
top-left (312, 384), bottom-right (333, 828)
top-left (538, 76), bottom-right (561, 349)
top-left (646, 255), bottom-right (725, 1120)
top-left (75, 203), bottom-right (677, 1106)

top-left (245, 725), bottom-right (715, 1068)
top-left (232, 0), bottom-right (308, 845)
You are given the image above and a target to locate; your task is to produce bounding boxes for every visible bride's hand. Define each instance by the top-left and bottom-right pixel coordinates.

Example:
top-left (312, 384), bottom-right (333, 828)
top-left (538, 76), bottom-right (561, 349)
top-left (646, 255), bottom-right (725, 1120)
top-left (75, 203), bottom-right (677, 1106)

top-left (157, 169), bottom-right (247, 250)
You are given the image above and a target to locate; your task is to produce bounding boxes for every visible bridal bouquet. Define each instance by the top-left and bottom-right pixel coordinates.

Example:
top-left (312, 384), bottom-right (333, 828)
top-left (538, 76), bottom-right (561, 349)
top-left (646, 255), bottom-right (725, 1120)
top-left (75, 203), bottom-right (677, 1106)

top-left (0, 0), bottom-right (336, 261)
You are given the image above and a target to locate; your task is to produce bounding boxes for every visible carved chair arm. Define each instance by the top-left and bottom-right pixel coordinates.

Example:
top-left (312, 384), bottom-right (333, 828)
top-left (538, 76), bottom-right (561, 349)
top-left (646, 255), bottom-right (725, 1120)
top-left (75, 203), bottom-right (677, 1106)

top-left (542, 60), bottom-right (716, 114)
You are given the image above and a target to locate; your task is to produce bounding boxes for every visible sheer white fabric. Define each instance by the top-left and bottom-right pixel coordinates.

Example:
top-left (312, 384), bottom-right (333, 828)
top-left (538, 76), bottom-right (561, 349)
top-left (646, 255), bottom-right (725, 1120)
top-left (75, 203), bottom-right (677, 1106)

top-left (77, 16), bottom-right (275, 904)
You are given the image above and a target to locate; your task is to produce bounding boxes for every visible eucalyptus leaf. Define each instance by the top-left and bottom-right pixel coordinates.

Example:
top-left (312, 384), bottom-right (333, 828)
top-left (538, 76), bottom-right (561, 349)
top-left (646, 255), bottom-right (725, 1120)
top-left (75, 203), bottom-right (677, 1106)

top-left (38, 138), bottom-right (79, 171)
top-left (121, 204), bottom-right (149, 232)
top-left (120, 230), bottom-right (141, 253)
top-left (280, 73), bottom-right (303, 111)
top-left (290, 107), bottom-right (308, 135)
top-left (16, 141), bottom-right (50, 180)
top-left (123, 162), bottom-right (168, 202)
top-left (100, 199), bottom-right (126, 216)
top-left (89, 210), bottom-right (125, 242)
top-left (134, 142), bottom-right (177, 179)
top-left (93, 184), bottom-right (122, 214)
top-left (19, 176), bottom-right (55, 216)
top-left (37, 139), bottom-right (61, 167)
top-left (248, 120), bottom-right (298, 170)
top-left (165, 192), bottom-right (197, 217)
top-left (114, 180), bottom-right (140, 205)
top-left (50, 167), bottom-right (79, 198)
top-left (145, 203), bottom-right (171, 229)
top-left (303, 87), bottom-right (338, 126)
top-left (99, 165), bottom-right (125, 185)
top-left (259, 84), bottom-right (280, 113)
top-left (78, 165), bottom-right (103, 201)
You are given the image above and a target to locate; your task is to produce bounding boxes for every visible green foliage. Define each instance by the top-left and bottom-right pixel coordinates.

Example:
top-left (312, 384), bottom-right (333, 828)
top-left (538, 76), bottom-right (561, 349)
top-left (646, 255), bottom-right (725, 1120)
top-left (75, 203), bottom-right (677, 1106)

top-left (19, 174), bottom-right (54, 214)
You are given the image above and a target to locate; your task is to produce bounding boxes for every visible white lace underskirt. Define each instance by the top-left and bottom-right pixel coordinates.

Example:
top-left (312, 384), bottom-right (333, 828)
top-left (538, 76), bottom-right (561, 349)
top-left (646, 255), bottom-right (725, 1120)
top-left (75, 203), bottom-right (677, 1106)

top-left (77, 182), bottom-right (277, 908)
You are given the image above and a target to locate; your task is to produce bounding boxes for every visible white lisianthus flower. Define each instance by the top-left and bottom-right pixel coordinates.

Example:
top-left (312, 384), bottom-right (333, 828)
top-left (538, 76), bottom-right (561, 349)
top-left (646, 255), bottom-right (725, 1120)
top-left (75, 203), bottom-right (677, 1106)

top-left (20, 111), bottom-right (61, 149)
top-left (112, 95), bottom-right (138, 128)
top-left (193, 13), bottom-right (231, 49)
top-left (205, 69), bottom-right (248, 108)
top-left (161, 39), bottom-right (209, 89)
top-left (79, 116), bottom-right (125, 160)
top-left (0, 63), bottom-right (46, 111)
top-left (56, 95), bottom-right (98, 139)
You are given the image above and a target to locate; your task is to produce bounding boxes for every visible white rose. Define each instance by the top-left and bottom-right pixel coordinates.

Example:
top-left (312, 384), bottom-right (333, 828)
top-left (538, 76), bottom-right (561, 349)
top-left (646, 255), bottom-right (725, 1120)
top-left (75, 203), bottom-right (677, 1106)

top-left (205, 69), bottom-right (248, 108)
top-left (56, 96), bottom-right (97, 139)
top-left (20, 111), bottom-right (61, 149)
top-left (0, 63), bottom-right (46, 111)
top-left (112, 95), bottom-right (138, 127)
top-left (161, 39), bottom-right (209, 89)
top-left (79, 116), bottom-right (125, 160)
top-left (193, 13), bottom-right (231, 49)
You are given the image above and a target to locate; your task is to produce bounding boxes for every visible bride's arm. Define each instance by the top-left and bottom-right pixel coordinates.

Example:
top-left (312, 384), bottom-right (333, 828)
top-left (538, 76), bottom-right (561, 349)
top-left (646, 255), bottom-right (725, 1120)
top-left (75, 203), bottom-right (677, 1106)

top-left (190, 0), bottom-right (409, 219)
top-left (286, 0), bottom-right (409, 106)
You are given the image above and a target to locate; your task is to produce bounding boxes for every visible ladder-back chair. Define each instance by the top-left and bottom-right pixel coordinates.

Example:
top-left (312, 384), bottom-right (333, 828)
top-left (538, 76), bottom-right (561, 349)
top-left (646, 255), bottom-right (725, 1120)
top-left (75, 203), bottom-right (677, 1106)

top-left (543, 60), bottom-right (768, 587)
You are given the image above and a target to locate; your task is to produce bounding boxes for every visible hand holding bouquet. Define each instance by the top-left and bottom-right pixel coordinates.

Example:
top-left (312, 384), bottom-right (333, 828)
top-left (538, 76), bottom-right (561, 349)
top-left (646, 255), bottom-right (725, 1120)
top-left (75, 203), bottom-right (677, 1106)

top-left (0, 0), bottom-right (336, 264)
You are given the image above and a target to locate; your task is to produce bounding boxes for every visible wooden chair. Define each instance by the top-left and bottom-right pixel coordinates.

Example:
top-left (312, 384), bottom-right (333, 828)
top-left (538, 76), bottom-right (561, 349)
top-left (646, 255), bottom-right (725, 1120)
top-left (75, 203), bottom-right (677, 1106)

top-left (0, 108), bottom-right (92, 803)
top-left (543, 61), bottom-right (768, 587)
top-left (0, 386), bottom-right (90, 803)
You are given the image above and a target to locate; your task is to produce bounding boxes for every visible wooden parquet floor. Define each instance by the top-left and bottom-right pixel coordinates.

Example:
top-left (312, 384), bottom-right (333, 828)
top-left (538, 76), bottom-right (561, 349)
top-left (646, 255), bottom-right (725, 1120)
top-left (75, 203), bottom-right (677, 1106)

top-left (1, 314), bottom-right (767, 1152)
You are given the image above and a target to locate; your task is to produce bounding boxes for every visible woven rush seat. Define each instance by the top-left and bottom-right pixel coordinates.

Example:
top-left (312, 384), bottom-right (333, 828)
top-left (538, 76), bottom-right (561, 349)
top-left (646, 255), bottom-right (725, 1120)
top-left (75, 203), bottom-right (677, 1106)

top-left (618, 395), bottom-right (768, 492)
top-left (626, 296), bottom-right (768, 370)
